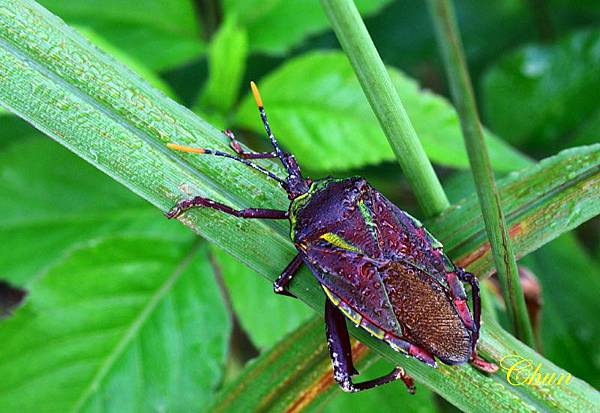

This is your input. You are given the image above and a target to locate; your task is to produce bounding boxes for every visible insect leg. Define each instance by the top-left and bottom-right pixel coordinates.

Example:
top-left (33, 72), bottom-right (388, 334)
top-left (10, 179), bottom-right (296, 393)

top-left (454, 270), bottom-right (480, 341)
top-left (273, 254), bottom-right (303, 298)
top-left (224, 129), bottom-right (277, 159)
top-left (470, 352), bottom-right (499, 373)
top-left (166, 196), bottom-right (288, 220)
top-left (325, 300), bottom-right (415, 393)
top-left (455, 270), bottom-right (499, 373)
top-left (446, 271), bottom-right (476, 334)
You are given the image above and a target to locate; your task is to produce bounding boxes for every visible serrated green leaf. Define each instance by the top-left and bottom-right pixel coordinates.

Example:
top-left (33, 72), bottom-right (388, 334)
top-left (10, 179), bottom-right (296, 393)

top-left (224, 0), bottom-right (391, 55)
top-left (0, 138), bottom-right (190, 286)
top-left (482, 28), bottom-right (600, 150)
top-left (211, 246), bottom-right (312, 349)
top-left (236, 51), bottom-right (531, 172)
top-left (196, 17), bottom-right (248, 115)
top-left (0, 238), bottom-right (231, 413)
top-left (38, 0), bottom-right (204, 71)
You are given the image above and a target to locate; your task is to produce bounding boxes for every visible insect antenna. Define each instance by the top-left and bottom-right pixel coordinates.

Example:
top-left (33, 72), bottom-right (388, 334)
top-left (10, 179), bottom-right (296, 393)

top-left (250, 82), bottom-right (286, 159)
top-left (250, 82), bottom-right (302, 175)
top-left (166, 143), bottom-right (288, 188)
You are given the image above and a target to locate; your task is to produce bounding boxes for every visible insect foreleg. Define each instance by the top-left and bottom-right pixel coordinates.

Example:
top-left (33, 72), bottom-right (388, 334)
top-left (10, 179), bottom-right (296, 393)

top-left (165, 196), bottom-right (288, 220)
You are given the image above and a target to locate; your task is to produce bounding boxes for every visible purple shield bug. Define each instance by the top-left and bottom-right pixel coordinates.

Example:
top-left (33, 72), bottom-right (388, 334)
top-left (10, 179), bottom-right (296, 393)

top-left (166, 82), bottom-right (498, 393)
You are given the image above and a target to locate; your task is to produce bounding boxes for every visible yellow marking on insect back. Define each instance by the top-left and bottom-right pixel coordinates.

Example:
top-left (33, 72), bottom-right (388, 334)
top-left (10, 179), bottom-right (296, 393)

top-left (338, 301), bottom-right (363, 325)
top-left (319, 232), bottom-right (362, 253)
top-left (360, 318), bottom-right (385, 339)
top-left (358, 200), bottom-right (372, 224)
top-left (167, 143), bottom-right (206, 154)
top-left (322, 286), bottom-right (340, 305)
top-left (250, 81), bottom-right (263, 107)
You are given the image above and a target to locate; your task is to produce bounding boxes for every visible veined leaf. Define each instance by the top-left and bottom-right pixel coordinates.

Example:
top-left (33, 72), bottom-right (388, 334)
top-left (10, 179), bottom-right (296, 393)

top-left (0, 138), bottom-right (190, 286)
top-left (0, 2), bottom-right (597, 411)
top-left (235, 51), bottom-right (531, 172)
top-left (0, 238), bottom-right (231, 413)
top-left (223, 0), bottom-right (391, 55)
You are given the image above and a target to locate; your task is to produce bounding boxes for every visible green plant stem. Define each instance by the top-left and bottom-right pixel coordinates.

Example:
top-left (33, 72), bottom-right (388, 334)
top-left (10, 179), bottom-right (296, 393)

top-left (320, 0), bottom-right (449, 218)
top-left (427, 0), bottom-right (535, 347)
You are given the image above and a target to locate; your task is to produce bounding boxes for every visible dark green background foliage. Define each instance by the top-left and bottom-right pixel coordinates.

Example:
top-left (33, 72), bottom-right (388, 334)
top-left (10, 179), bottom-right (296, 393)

top-left (0, 1), bottom-right (598, 412)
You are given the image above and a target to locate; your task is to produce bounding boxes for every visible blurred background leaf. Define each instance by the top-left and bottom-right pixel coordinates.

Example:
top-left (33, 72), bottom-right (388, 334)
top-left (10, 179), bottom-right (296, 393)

top-left (236, 51), bottom-right (530, 172)
top-left (482, 29), bottom-right (600, 155)
top-left (223, 0), bottom-right (392, 54)
top-left (211, 246), bottom-right (312, 350)
top-left (520, 233), bottom-right (600, 388)
top-left (195, 17), bottom-right (248, 116)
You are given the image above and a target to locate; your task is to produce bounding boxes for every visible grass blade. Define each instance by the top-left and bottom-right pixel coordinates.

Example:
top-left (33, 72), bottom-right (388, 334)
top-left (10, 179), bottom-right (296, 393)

top-left (320, 0), bottom-right (449, 217)
top-left (427, 0), bottom-right (535, 346)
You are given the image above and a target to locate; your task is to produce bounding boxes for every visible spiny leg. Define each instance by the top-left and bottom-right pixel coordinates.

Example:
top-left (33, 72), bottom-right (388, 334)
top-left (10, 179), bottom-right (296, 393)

top-left (325, 300), bottom-right (415, 393)
top-left (224, 129), bottom-right (277, 159)
top-left (166, 196), bottom-right (288, 220)
top-left (273, 254), bottom-right (303, 298)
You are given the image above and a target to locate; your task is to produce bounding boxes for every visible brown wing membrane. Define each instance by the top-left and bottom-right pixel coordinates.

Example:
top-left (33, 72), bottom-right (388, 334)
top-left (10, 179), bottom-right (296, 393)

top-left (382, 261), bottom-right (472, 364)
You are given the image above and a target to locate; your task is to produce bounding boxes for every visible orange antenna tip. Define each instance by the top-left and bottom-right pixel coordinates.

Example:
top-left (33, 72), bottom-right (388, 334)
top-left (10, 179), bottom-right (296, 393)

top-left (167, 143), bottom-right (206, 154)
top-left (250, 81), bottom-right (263, 108)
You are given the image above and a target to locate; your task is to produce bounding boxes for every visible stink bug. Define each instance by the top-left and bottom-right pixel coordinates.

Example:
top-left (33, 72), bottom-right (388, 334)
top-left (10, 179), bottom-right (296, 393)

top-left (166, 82), bottom-right (498, 393)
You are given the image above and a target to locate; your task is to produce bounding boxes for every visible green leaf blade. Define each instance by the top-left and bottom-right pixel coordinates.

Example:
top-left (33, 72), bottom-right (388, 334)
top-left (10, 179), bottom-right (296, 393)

top-left (0, 238), bottom-right (230, 413)
top-left (224, 0), bottom-right (391, 55)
